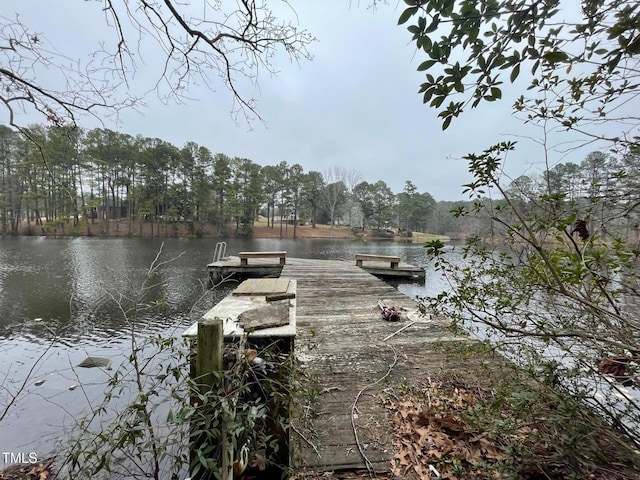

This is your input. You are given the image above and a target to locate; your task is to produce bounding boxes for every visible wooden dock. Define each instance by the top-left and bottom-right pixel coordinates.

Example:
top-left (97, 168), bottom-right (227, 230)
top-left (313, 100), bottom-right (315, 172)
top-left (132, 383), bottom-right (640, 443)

top-left (209, 254), bottom-right (425, 284)
top-left (282, 258), bottom-right (472, 474)
top-left (356, 260), bottom-right (425, 281)
top-left (195, 257), bottom-right (475, 475)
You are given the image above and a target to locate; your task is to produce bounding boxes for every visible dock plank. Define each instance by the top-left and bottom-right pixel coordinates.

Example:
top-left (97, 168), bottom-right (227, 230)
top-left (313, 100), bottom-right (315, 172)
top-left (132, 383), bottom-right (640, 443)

top-left (232, 278), bottom-right (290, 296)
top-left (282, 258), bottom-right (472, 474)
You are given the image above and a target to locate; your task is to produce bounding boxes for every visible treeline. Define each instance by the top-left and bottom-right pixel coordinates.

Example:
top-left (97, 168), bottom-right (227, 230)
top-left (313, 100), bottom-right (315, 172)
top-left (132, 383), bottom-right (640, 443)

top-left (482, 150), bottom-right (640, 242)
top-left (4, 125), bottom-right (631, 240)
top-left (0, 124), bottom-right (441, 238)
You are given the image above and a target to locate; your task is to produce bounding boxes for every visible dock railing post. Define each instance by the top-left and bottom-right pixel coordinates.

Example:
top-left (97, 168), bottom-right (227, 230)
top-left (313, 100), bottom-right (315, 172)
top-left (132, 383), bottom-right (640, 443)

top-left (191, 317), bottom-right (233, 480)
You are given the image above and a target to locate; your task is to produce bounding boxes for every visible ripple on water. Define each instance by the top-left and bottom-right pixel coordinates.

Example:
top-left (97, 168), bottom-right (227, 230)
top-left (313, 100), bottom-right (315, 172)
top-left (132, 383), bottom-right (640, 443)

top-left (0, 237), bottom-right (439, 460)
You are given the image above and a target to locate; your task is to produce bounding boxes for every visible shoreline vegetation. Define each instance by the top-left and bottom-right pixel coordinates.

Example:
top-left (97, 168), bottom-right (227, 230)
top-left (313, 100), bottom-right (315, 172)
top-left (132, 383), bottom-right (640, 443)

top-left (5, 217), bottom-right (452, 243)
top-left (3, 224), bottom-right (640, 478)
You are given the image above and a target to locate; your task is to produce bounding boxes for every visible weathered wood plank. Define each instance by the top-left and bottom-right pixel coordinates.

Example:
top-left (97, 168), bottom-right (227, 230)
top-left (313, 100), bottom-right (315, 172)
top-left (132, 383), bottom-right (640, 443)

top-left (238, 251), bottom-right (286, 266)
top-left (237, 303), bottom-right (290, 330)
top-left (355, 254), bottom-right (400, 269)
top-left (232, 278), bottom-right (290, 296)
top-left (205, 258), bottom-right (472, 475)
top-left (183, 279), bottom-right (296, 339)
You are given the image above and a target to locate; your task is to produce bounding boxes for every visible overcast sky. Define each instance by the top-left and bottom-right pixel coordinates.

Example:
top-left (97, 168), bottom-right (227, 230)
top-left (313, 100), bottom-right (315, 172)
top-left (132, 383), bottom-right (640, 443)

top-left (4, 1), bottom-right (598, 201)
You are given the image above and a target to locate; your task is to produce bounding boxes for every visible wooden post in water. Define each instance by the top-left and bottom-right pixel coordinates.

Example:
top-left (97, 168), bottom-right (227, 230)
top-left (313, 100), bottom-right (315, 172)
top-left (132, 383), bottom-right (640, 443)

top-left (191, 317), bottom-right (229, 480)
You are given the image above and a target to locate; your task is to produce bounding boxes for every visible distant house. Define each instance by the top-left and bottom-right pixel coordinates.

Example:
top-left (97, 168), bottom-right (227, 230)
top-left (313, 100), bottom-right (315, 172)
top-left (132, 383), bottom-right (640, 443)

top-left (95, 197), bottom-right (128, 220)
top-left (274, 215), bottom-right (304, 226)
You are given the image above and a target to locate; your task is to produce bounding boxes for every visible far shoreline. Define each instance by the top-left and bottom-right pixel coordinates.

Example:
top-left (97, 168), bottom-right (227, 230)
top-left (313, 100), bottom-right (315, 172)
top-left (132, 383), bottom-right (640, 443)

top-left (5, 219), bottom-right (451, 243)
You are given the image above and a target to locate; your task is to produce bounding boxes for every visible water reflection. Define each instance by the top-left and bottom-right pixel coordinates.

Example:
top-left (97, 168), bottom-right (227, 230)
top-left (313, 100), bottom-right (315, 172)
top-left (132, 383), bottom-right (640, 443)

top-left (66, 238), bottom-right (132, 316)
top-left (0, 236), bottom-right (439, 460)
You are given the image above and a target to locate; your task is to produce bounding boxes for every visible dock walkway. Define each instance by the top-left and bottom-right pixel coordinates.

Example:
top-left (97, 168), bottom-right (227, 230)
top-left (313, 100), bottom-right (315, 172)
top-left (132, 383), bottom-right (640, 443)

top-left (208, 254), bottom-right (425, 284)
top-left (282, 258), bottom-right (472, 474)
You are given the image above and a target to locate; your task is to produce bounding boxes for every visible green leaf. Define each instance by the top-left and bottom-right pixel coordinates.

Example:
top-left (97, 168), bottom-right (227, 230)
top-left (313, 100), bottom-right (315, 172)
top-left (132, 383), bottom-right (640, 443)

top-left (543, 50), bottom-right (569, 63)
top-left (510, 64), bottom-right (520, 82)
top-left (425, 239), bottom-right (446, 254)
top-left (398, 7), bottom-right (418, 25)
top-left (417, 60), bottom-right (436, 71)
top-left (491, 87), bottom-right (502, 99)
top-left (531, 59), bottom-right (540, 75)
top-left (431, 96), bottom-right (445, 108)
top-left (425, 15), bottom-right (440, 33)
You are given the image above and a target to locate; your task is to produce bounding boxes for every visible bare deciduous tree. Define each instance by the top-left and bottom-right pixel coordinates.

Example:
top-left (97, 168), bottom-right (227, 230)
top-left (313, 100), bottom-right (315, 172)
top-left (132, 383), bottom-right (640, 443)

top-left (1, 1), bottom-right (314, 131)
top-left (321, 166), bottom-right (349, 237)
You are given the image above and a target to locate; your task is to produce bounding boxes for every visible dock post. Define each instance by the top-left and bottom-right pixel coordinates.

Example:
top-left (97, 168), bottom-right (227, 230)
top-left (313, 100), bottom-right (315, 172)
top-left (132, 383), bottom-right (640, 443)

top-left (191, 317), bottom-right (231, 480)
top-left (196, 317), bottom-right (223, 388)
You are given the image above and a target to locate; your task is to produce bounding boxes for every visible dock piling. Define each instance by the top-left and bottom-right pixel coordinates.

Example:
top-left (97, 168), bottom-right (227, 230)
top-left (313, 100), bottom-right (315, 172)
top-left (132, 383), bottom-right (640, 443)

top-left (191, 317), bottom-right (232, 480)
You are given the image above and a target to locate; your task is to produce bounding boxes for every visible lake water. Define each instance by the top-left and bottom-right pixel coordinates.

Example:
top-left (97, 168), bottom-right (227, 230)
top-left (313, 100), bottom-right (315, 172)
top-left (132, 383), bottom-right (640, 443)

top-left (0, 236), bottom-right (449, 462)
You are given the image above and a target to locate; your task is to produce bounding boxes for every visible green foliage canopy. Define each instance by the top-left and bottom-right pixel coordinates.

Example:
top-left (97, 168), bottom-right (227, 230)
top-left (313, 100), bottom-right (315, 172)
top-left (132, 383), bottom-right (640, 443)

top-left (398, 0), bottom-right (640, 452)
top-left (401, 0), bottom-right (640, 147)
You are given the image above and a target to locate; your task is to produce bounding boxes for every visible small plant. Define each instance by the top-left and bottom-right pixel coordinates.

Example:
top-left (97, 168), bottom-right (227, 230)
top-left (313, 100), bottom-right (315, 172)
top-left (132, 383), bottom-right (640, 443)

top-left (190, 339), bottom-right (299, 480)
top-left (60, 328), bottom-right (193, 479)
top-left (54, 245), bottom-right (312, 480)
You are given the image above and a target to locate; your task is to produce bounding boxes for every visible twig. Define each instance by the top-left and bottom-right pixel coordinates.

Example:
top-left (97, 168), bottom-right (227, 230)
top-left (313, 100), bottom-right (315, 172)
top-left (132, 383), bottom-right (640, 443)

top-left (351, 345), bottom-right (398, 477)
top-left (0, 337), bottom-right (58, 423)
top-left (66, 354), bottom-right (96, 416)
top-left (382, 321), bottom-right (418, 342)
top-left (291, 423), bottom-right (321, 459)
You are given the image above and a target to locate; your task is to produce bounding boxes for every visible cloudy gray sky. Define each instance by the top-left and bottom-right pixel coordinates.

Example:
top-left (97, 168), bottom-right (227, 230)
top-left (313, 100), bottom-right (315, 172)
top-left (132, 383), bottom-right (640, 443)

top-left (3, 1), bottom-right (595, 201)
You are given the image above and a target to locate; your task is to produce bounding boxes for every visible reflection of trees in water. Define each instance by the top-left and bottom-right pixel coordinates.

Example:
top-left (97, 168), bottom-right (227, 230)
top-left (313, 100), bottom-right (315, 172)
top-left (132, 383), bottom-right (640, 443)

top-left (67, 238), bottom-right (132, 309)
top-left (1, 238), bottom-right (436, 342)
top-left (0, 237), bottom-right (434, 461)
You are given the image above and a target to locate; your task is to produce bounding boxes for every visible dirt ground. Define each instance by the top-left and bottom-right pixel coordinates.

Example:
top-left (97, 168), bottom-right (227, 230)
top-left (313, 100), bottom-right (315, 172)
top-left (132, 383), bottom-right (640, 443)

top-left (251, 222), bottom-right (355, 239)
top-left (0, 458), bottom-right (54, 480)
top-left (14, 216), bottom-right (454, 244)
top-left (15, 218), bottom-right (376, 240)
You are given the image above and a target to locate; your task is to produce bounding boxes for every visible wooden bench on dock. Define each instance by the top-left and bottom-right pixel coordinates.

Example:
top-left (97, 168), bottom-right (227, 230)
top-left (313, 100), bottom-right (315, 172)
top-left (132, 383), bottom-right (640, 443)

top-left (238, 251), bottom-right (287, 266)
top-left (355, 254), bottom-right (400, 269)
